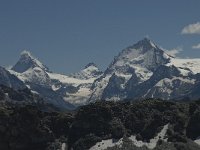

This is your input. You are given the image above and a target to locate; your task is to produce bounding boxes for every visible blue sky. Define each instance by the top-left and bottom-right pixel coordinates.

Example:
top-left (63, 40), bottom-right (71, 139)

top-left (0, 0), bottom-right (200, 74)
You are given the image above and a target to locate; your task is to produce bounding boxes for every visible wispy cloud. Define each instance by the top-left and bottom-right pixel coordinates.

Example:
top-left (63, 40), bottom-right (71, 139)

top-left (181, 22), bottom-right (200, 34)
top-left (192, 43), bottom-right (200, 49)
top-left (165, 47), bottom-right (183, 57)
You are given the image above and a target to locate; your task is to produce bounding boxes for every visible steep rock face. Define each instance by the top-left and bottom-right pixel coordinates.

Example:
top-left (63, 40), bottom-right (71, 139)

top-left (28, 84), bottom-right (75, 110)
top-left (4, 38), bottom-right (200, 107)
top-left (0, 65), bottom-right (73, 110)
top-left (144, 77), bottom-right (195, 100)
top-left (126, 65), bottom-right (194, 100)
top-left (12, 50), bottom-right (49, 73)
top-left (90, 38), bottom-right (200, 102)
top-left (0, 66), bottom-right (26, 90)
top-left (9, 51), bottom-right (103, 108)
top-left (10, 67), bottom-right (51, 86)
top-left (9, 51), bottom-right (75, 110)
top-left (106, 38), bottom-right (170, 74)
top-left (101, 73), bottom-right (127, 100)
top-left (10, 51), bottom-right (51, 86)
top-left (185, 74), bottom-right (200, 100)
top-left (90, 38), bottom-right (172, 101)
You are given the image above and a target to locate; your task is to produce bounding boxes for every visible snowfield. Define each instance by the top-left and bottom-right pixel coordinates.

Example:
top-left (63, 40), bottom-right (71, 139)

top-left (48, 72), bottom-right (96, 86)
top-left (6, 38), bottom-right (200, 108)
top-left (167, 58), bottom-right (200, 74)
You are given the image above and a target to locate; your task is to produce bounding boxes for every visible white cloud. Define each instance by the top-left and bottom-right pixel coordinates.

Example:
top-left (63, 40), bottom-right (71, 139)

top-left (165, 47), bottom-right (183, 57)
top-left (181, 22), bottom-right (200, 34)
top-left (192, 43), bottom-right (200, 49)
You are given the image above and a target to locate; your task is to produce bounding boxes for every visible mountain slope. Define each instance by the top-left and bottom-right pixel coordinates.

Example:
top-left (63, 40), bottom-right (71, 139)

top-left (89, 38), bottom-right (171, 101)
top-left (12, 50), bottom-right (49, 73)
top-left (9, 51), bottom-right (75, 109)
top-left (70, 63), bottom-right (103, 80)
top-left (90, 38), bottom-right (200, 102)
top-left (9, 51), bottom-right (103, 108)
top-left (4, 38), bottom-right (200, 108)
top-left (0, 66), bottom-right (26, 90)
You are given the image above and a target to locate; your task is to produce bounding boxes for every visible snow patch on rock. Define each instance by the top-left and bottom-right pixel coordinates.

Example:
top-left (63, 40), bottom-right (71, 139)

top-left (194, 137), bottom-right (200, 146)
top-left (129, 124), bottom-right (169, 149)
top-left (89, 124), bottom-right (169, 150)
top-left (89, 138), bottom-right (123, 150)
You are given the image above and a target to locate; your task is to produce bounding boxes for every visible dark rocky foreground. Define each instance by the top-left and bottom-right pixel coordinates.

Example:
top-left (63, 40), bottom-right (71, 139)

top-left (0, 99), bottom-right (200, 150)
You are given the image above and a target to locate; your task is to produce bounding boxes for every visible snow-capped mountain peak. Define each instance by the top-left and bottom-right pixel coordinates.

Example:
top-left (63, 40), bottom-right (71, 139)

top-left (84, 62), bottom-right (98, 69)
top-left (4, 38), bottom-right (200, 109)
top-left (83, 62), bottom-right (102, 75)
top-left (108, 38), bottom-right (171, 72)
top-left (132, 37), bottom-right (157, 51)
top-left (12, 50), bottom-right (49, 73)
top-left (70, 63), bottom-right (102, 80)
top-left (20, 50), bottom-right (33, 58)
top-left (90, 38), bottom-right (174, 101)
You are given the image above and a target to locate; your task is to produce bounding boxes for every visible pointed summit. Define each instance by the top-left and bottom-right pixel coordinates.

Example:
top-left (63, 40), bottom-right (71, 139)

top-left (107, 38), bottom-right (170, 74)
top-left (130, 37), bottom-right (158, 53)
top-left (20, 50), bottom-right (33, 58)
top-left (82, 62), bottom-right (102, 78)
top-left (70, 63), bottom-right (102, 79)
top-left (12, 50), bottom-right (49, 73)
top-left (84, 62), bottom-right (98, 69)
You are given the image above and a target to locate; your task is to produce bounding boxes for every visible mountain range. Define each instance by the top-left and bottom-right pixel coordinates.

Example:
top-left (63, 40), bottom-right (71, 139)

top-left (1, 38), bottom-right (200, 109)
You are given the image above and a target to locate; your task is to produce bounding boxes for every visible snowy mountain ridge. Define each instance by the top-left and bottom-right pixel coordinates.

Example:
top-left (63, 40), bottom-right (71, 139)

top-left (2, 38), bottom-right (200, 109)
top-left (12, 50), bottom-right (49, 73)
top-left (70, 62), bottom-right (103, 80)
top-left (90, 38), bottom-right (200, 101)
top-left (8, 51), bottom-right (103, 107)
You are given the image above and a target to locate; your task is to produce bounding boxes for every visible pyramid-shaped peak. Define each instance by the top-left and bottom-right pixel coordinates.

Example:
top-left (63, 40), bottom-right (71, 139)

top-left (12, 50), bottom-right (49, 73)
top-left (141, 37), bottom-right (151, 42)
top-left (20, 50), bottom-right (37, 61)
top-left (21, 50), bottom-right (32, 57)
top-left (107, 38), bottom-right (171, 73)
top-left (84, 62), bottom-right (98, 69)
top-left (118, 38), bottom-right (162, 58)
top-left (133, 37), bottom-right (157, 49)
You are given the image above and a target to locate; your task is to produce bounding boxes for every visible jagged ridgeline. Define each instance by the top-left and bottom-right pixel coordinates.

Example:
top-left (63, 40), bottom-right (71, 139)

top-left (0, 38), bottom-right (200, 149)
top-left (0, 98), bottom-right (200, 150)
top-left (0, 38), bottom-right (199, 110)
